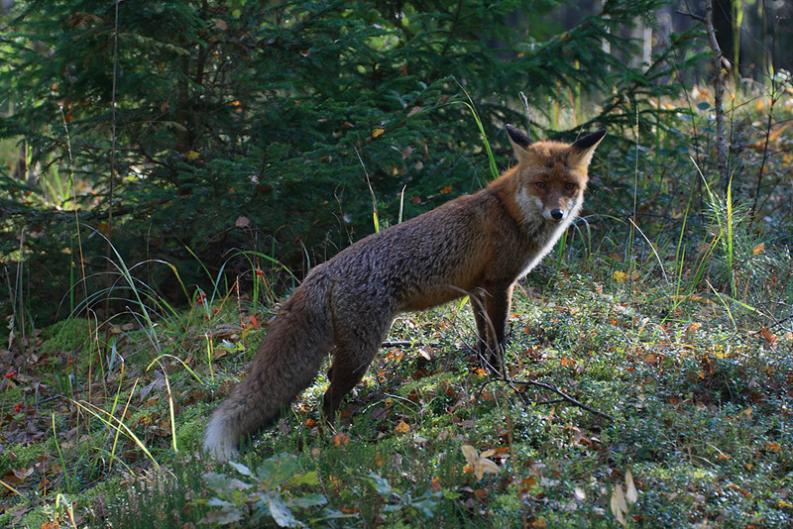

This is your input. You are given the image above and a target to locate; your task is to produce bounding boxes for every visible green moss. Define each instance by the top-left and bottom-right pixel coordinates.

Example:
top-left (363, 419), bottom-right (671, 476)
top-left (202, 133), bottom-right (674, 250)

top-left (41, 318), bottom-right (93, 355)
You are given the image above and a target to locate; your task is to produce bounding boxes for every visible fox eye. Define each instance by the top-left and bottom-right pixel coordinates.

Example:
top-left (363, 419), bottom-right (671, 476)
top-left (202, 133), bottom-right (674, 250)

top-left (564, 182), bottom-right (577, 192)
top-left (534, 181), bottom-right (547, 190)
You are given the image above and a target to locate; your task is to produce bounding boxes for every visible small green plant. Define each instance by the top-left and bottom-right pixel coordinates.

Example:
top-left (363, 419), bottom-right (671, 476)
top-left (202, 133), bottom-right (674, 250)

top-left (366, 471), bottom-right (441, 521)
top-left (200, 454), bottom-right (330, 527)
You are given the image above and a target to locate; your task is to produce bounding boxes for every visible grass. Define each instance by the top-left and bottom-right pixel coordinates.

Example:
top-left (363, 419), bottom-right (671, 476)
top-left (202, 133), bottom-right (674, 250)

top-left (1, 246), bottom-right (791, 528)
top-left (1, 75), bottom-right (791, 529)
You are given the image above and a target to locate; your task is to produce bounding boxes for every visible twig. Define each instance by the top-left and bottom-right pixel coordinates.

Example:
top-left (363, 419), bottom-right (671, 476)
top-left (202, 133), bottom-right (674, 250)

top-left (380, 340), bottom-right (437, 348)
top-left (510, 379), bottom-right (614, 420)
top-left (675, 9), bottom-right (704, 23)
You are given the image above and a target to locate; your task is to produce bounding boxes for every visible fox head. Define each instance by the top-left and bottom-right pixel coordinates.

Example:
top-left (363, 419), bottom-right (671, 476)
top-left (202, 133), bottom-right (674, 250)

top-left (504, 125), bottom-right (605, 224)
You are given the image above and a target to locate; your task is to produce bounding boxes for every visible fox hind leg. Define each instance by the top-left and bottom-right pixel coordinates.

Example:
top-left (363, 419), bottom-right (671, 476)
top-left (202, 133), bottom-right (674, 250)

top-left (322, 318), bottom-right (391, 423)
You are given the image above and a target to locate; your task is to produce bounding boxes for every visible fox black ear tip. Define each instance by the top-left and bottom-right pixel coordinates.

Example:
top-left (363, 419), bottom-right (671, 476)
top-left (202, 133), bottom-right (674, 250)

top-left (505, 124), bottom-right (531, 148)
top-left (573, 128), bottom-right (607, 150)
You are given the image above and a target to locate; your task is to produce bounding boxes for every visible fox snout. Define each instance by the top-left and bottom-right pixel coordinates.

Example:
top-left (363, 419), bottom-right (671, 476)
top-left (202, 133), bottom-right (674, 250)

top-left (540, 201), bottom-right (573, 222)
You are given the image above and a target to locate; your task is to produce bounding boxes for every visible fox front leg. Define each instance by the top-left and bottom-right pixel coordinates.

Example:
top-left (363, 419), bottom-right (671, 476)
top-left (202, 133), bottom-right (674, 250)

top-left (472, 284), bottom-right (512, 374)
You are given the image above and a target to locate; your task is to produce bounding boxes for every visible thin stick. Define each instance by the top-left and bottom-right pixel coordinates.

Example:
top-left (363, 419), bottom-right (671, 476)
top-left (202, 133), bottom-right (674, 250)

top-left (510, 379), bottom-right (614, 420)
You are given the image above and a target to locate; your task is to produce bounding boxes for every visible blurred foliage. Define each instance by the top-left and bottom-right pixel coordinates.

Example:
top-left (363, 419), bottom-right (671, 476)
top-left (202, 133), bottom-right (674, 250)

top-left (0, 0), bottom-right (709, 325)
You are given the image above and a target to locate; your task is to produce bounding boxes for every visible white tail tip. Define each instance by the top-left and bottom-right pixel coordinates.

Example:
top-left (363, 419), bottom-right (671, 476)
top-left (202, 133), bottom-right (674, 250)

top-left (203, 413), bottom-right (239, 462)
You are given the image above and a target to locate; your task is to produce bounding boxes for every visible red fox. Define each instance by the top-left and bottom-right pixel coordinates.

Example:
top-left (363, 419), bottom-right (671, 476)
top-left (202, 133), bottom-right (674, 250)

top-left (204, 125), bottom-right (605, 460)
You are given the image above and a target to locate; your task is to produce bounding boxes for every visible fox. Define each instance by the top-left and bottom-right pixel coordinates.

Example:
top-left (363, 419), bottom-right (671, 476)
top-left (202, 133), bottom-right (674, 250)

top-left (204, 125), bottom-right (606, 461)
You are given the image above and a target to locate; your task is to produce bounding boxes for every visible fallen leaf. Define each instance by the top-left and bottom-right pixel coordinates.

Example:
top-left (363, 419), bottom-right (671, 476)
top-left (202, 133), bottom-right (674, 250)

top-left (417, 347), bottom-right (432, 361)
top-left (394, 420), bottom-right (410, 434)
top-left (613, 271), bottom-right (628, 283)
top-left (625, 470), bottom-right (638, 504)
top-left (610, 484), bottom-right (628, 527)
top-left (560, 356), bottom-right (576, 367)
top-left (759, 327), bottom-right (777, 345)
top-left (371, 128), bottom-right (385, 139)
top-left (765, 441), bottom-right (781, 452)
top-left (332, 432), bottom-right (350, 447)
top-left (461, 445), bottom-right (500, 480)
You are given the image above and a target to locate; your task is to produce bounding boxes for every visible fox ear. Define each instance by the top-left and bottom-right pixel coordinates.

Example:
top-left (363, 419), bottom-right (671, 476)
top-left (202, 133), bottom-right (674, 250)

top-left (569, 129), bottom-right (606, 167)
top-left (505, 124), bottom-right (532, 160)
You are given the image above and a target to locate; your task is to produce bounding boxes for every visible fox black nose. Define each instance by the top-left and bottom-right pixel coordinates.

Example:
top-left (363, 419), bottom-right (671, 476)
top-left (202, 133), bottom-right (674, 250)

top-left (550, 209), bottom-right (564, 221)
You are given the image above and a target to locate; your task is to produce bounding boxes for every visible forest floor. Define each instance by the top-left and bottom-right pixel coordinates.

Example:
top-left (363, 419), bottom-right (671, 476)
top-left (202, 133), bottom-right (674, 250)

top-left (1, 266), bottom-right (792, 529)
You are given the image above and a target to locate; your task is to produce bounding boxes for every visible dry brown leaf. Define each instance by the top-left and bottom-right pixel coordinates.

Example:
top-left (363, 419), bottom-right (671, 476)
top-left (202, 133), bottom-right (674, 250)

top-left (332, 432), bottom-right (350, 447)
top-left (759, 327), bottom-right (777, 345)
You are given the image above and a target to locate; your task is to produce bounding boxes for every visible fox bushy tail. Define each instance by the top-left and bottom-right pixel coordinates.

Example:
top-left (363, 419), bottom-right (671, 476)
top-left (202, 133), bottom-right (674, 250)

top-left (203, 283), bottom-right (332, 461)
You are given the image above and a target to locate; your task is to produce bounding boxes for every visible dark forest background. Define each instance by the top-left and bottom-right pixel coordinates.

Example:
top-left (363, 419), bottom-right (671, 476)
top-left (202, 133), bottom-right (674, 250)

top-left (1, 0), bottom-right (791, 332)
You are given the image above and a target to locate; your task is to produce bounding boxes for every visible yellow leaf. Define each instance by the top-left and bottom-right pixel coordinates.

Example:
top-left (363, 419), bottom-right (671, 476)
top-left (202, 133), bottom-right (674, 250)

top-left (752, 242), bottom-right (765, 255)
top-left (371, 127), bottom-right (385, 139)
top-left (394, 420), bottom-right (410, 434)
top-left (185, 150), bottom-right (201, 161)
